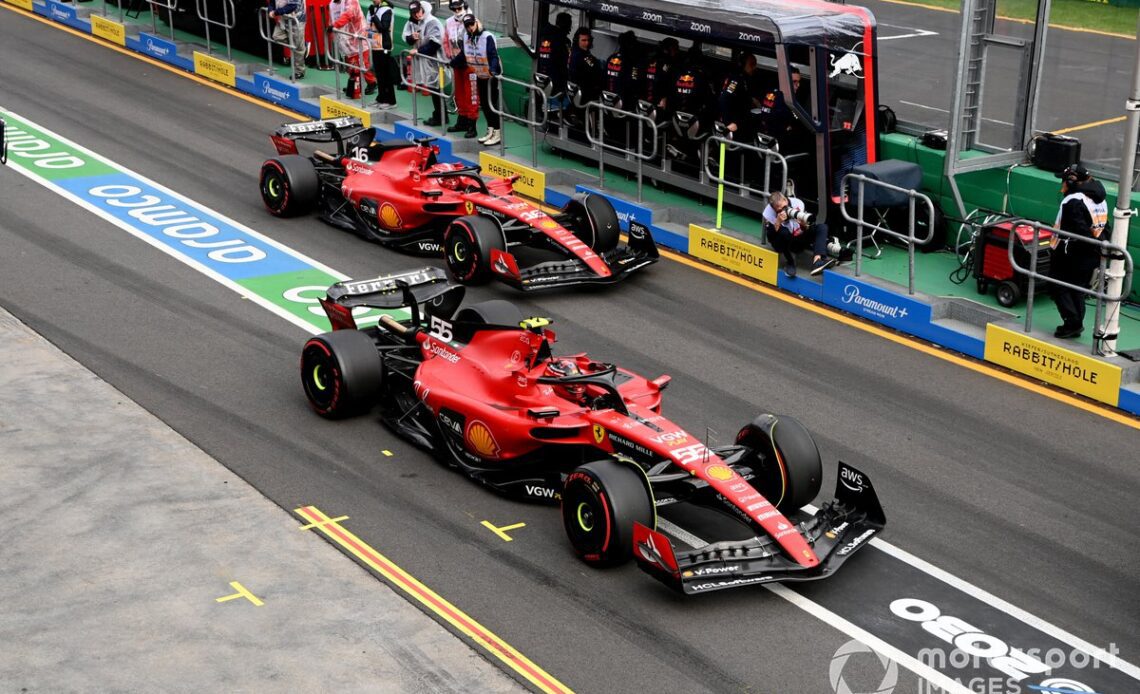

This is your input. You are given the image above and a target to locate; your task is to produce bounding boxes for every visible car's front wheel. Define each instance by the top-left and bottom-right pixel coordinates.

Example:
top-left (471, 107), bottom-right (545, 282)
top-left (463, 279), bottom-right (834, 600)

top-left (734, 413), bottom-right (822, 512)
top-left (443, 214), bottom-right (506, 285)
top-left (300, 330), bottom-right (383, 419)
top-left (260, 155), bottom-right (319, 217)
top-left (562, 460), bottom-right (654, 567)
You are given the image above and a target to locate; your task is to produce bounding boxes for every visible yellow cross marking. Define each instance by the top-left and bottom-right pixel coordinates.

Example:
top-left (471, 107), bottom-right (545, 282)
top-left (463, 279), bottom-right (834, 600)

top-left (481, 520), bottom-right (527, 542)
top-left (298, 515), bottom-right (349, 531)
top-left (381, 450), bottom-right (393, 457)
top-left (215, 581), bottom-right (264, 607)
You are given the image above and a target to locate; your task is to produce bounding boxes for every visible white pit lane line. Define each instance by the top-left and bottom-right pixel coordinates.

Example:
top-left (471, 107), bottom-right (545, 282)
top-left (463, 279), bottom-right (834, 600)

top-left (878, 24), bottom-right (939, 41)
top-left (8, 109), bottom-right (1139, 692)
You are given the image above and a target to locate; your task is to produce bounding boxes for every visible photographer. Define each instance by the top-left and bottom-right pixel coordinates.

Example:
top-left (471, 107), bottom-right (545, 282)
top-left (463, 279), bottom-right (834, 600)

top-left (763, 191), bottom-right (836, 278)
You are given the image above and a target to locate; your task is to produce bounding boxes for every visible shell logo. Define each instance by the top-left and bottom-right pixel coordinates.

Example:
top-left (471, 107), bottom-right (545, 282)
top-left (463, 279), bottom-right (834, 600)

top-left (706, 465), bottom-right (734, 481)
top-left (540, 219), bottom-right (559, 229)
top-left (465, 421), bottom-right (500, 458)
top-left (592, 424), bottom-right (606, 444)
top-left (379, 203), bottom-right (402, 229)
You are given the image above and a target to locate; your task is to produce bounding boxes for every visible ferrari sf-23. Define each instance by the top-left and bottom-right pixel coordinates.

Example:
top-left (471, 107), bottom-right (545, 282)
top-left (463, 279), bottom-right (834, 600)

top-left (300, 268), bottom-right (886, 594)
top-left (259, 117), bottom-right (658, 291)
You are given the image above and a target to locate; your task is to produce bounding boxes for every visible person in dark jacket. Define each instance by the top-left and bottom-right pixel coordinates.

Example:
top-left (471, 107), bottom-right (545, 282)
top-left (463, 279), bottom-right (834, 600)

top-left (1050, 164), bottom-right (1108, 338)
top-left (717, 52), bottom-right (759, 141)
top-left (534, 12), bottom-right (572, 98)
top-left (603, 30), bottom-right (641, 112)
top-left (368, 0), bottom-right (398, 107)
top-left (568, 27), bottom-right (603, 108)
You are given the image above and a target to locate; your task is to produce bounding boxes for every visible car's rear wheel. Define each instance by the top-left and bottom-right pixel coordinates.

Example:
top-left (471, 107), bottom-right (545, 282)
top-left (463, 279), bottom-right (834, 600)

top-left (443, 214), bottom-right (506, 285)
top-left (260, 155), bottom-right (319, 217)
top-left (563, 193), bottom-right (620, 253)
top-left (300, 330), bottom-right (383, 419)
top-left (454, 300), bottom-right (523, 327)
top-left (562, 460), bottom-right (654, 567)
top-left (734, 413), bottom-right (822, 512)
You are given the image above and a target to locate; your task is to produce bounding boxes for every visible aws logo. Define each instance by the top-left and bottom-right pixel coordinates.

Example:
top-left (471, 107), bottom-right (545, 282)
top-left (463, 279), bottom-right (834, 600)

top-left (465, 421), bottom-right (500, 458)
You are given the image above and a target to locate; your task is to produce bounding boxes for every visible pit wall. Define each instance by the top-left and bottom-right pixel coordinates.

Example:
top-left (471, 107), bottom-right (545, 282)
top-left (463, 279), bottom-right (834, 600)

top-left (10, 0), bottom-right (1139, 417)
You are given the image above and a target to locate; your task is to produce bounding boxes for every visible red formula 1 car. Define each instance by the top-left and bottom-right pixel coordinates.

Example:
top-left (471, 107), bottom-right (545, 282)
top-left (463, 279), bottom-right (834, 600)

top-left (299, 268), bottom-right (886, 594)
top-left (258, 118), bottom-right (658, 290)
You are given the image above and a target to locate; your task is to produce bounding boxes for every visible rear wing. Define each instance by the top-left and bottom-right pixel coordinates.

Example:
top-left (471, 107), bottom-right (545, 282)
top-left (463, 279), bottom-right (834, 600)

top-left (270, 117), bottom-right (373, 157)
top-left (319, 267), bottom-right (465, 330)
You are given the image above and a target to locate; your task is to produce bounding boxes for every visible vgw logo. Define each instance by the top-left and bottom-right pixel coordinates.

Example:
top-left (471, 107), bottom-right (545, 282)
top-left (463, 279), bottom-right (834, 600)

top-left (829, 639), bottom-right (898, 694)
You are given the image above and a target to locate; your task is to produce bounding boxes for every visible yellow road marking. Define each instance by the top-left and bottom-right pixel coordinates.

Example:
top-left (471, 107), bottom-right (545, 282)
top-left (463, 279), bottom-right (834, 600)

top-left (481, 520), bottom-right (527, 542)
top-left (1053, 115), bottom-right (1127, 135)
top-left (381, 449), bottom-right (393, 457)
top-left (877, 0), bottom-right (1136, 39)
top-left (215, 581), bottom-right (264, 606)
top-left (299, 514), bottom-right (349, 531)
top-left (295, 506), bottom-right (572, 694)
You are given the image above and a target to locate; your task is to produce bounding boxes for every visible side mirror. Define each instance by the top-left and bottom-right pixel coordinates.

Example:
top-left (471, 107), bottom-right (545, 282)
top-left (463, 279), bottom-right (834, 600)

top-left (0, 118), bottom-right (7, 165)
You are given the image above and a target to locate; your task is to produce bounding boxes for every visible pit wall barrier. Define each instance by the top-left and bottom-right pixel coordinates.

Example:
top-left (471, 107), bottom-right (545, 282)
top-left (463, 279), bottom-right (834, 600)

top-left (11, 0), bottom-right (1139, 417)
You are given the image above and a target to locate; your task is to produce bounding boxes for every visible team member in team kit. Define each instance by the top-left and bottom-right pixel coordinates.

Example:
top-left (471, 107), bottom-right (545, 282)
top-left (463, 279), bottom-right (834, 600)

top-left (443, 0), bottom-right (479, 138)
top-left (1051, 164), bottom-right (1109, 339)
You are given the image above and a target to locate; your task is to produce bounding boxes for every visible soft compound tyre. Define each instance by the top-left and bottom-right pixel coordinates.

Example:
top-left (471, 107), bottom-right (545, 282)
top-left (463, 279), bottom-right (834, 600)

top-left (996, 280), bottom-right (1021, 308)
top-left (300, 330), bottom-right (383, 419)
top-left (734, 413), bottom-right (822, 512)
top-left (454, 299), bottom-right (523, 327)
top-left (563, 193), bottom-right (620, 253)
top-left (561, 460), bottom-right (654, 567)
top-left (443, 215), bottom-right (506, 285)
top-left (260, 155), bottom-right (319, 217)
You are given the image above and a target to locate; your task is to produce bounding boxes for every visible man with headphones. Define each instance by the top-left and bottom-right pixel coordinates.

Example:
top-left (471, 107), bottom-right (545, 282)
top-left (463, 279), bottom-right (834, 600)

top-left (1050, 164), bottom-right (1108, 339)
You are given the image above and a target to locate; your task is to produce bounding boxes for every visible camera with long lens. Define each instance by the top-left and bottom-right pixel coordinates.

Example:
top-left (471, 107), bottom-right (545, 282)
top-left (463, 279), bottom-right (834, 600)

top-left (789, 209), bottom-right (813, 225)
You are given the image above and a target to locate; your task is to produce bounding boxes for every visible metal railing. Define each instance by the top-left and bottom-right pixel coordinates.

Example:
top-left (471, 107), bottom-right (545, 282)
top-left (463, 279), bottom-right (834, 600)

top-left (257, 8), bottom-right (305, 82)
top-left (144, 0), bottom-right (177, 41)
top-left (1003, 219), bottom-right (1134, 348)
top-left (195, 0), bottom-right (236, 60)
top-left (327, 24), bottom-right (374, 110)
top-left (840, 173), bottom-right (936, 295)
top-left (489, 74), bottom-right (547, 166)
top-left (703, 133), bottom-right (790, 231)
top-left (398, 50), bottom-right (452, 125)
top-left (584, 102), bottom-right (659, 203)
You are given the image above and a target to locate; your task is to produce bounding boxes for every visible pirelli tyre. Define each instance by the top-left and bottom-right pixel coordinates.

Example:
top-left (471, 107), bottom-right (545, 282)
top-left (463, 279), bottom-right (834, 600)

top-left (562, 460), bottom-right (654, 567)
top-left (563, 193), bottom-right (620, 253)
top-left (454, 300), bottom-right (523, 327)
top-left (734, 413), bottom-right (822, 512)
top-left (300, 330), bottom-right (383, 419)
top-left (443, 214), bottom-right (506, 285)
top-left (260, 155), bottom-right (319, 217)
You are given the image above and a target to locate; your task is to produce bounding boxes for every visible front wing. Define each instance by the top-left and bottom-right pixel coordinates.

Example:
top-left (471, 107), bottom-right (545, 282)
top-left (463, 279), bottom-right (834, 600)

top-left (633, 462), bottom-right (886, 595)
top-left (502, 221), bottom-right (660, 291)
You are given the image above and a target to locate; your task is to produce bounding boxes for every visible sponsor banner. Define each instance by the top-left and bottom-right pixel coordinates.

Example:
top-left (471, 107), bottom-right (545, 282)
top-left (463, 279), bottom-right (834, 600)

top-left (544, 185), bottom-right (572, 209)
top-left (1, 115), bottom-right (118, 181)
top-left (54, 172), bottom-right (313, 280)
top-left (7, 0), bottom-right (34, 11)
top-left (253, 73), bottom-right (300, 106)
top-left (822, 273), bottom-right (931, 334)
top-left (575, 185), bottom-right (650, 232)
top-left (985, 325), bottom-right (1121, 405)
top-left (688, 224), bottom-right (778, 285)
top-left (480, 152), bottom-right (545, 199)
top-left (320, 96), bottom-right (371, 129)
top-left (1118, 386), bottom-right (1140, 416)
top-left (193, 51), bottom-right (236, 88)
top-left (46, 0), bottom-right (76, 24)
top-left (137, 32), bottom-right (178, 63)
top-left (91, 15), bottom-right (126, 46)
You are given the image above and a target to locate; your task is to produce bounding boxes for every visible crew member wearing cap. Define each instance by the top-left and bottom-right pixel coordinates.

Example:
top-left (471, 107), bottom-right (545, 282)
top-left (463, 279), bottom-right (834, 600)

top-left (1050, 164), bottom-right (1108, 339)
top-left (443, 0), bottom-right (478, 137)
top-left (403, 1), bottom-right (447, 127)
top-left (450, 14), bottom-right (502, 146)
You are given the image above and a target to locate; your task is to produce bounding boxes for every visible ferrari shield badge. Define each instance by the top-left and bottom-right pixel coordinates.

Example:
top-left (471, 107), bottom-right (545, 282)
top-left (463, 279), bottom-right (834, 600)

top-left (592, 424), bottom-right (607, 444)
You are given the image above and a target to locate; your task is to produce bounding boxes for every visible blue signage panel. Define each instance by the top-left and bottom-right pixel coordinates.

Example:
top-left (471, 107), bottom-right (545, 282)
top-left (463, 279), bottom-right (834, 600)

top-left (822, 273), bottom-right (932, 334)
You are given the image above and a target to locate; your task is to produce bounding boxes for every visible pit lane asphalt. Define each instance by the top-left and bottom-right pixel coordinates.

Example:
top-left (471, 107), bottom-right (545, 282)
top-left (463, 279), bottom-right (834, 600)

top-left (1, 11), bottom-right (1137, 693)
